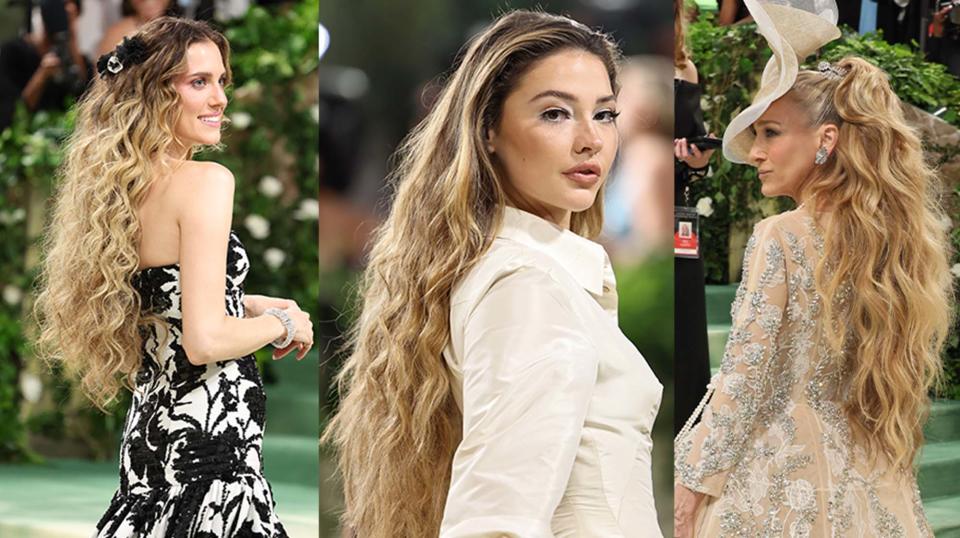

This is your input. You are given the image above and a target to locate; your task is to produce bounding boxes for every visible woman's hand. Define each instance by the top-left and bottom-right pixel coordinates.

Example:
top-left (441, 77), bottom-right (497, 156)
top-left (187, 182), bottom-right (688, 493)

top-left (270, 302), bottom-right (313, 361)
top-left (674, 135), bottom-right (715, 171)
top-left (674, 483), bottom-right (704, 538)
top-left (244, 294), bottom-right (297, 318)
top-left (246, 295), bottom-right (314, 360)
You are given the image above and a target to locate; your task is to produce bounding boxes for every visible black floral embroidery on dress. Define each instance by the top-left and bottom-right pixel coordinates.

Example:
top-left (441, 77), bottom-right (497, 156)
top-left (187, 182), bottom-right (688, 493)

top-left (96, 231), bottom-right (287, 537)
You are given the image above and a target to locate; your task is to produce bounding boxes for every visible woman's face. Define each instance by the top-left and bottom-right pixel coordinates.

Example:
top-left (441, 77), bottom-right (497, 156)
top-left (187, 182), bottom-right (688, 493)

top-left (748, 96), bottom-right (823, 201)
top-left (173, 40), bottom-right (228, 151)
top-left (487, 48), bottom-right (619, 228)
top-left (131, 0), bottom-right (169, 20)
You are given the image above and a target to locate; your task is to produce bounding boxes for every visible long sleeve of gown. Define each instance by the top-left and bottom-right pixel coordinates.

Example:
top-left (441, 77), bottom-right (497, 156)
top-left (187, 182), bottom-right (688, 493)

top-left (675, 219), bottom-right (788, 497)
top-left (440, 266), bottom-right (600, 538)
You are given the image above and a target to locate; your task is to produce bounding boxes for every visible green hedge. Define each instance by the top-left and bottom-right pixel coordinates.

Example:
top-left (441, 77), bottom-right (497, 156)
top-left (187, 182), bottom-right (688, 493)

top-left (0, 0), bottom-right (319, 461)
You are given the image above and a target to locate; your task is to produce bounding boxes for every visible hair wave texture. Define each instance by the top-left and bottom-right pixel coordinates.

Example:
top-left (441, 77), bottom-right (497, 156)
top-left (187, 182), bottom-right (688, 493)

top-left (794, 56), bottom-right (954, 471)
top-left (323, 9), bottom-right (620, 537)
top-left (34, 17), bottom-right (231, 409)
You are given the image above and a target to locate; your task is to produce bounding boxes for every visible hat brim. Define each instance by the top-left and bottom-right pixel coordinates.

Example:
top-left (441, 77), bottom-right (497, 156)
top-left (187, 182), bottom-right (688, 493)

top-left (721, 1), bottom-right (842, 164)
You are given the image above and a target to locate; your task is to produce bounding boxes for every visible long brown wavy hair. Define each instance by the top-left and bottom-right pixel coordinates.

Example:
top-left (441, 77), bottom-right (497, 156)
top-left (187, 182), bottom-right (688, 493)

top-left (323, 10), bottom-right (621, 537)
top-left (34, 17), bottom-right (231, 409)
top-left (791, 57), bottom-right (953, 470)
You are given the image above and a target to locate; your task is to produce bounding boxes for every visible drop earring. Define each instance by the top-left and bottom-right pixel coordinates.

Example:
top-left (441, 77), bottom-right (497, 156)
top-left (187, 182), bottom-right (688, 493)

top-left (814, 146), bottom-right (828, 165)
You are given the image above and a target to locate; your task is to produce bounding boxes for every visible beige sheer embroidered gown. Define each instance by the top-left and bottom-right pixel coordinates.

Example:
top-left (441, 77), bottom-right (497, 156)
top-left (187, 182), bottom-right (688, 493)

top-left (675, 208), bottom-right (932, 537)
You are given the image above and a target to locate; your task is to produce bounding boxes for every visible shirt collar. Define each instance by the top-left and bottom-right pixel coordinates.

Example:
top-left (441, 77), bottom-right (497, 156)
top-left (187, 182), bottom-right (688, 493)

top-left (496, 206), bottom-right (613, 298)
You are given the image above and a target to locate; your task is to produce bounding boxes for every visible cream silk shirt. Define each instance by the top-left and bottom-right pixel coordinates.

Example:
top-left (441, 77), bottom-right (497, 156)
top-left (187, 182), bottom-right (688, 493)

top-left (439, 207), bottom-right (664, 537)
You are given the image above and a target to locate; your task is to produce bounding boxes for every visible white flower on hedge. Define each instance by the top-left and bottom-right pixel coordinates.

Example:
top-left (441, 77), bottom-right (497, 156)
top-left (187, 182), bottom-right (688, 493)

top-left (952, 263), bottom-right (960, 279)
top-left (696, 197), bottom-right (714, 217)
top-left (230, 111), bottom-right (253, 130)
top-left (293, 199), bottom-right (319, 221)
top-left (264, 248), bottom-right (286, 269)
top-left (310, 104), bottom-right (320, 123)
top-left (19, 372), bottom-right (42, 403)
top-left (258, 175), bottom-right (283, 198)
top-left (2, 285), bottom-right (22, 305)
top-left (244, 214), bottom-right (270, 240)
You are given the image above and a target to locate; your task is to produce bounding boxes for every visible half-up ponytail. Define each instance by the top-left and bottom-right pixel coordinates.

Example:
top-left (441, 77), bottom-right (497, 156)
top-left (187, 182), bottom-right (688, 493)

top-left (789, 56), bottom-right (953, 471)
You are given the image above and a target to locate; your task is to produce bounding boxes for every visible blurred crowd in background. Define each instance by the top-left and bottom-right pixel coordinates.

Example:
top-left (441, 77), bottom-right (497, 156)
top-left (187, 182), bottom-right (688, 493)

top-left (0, 0), bottom-right (289, 131)
top-left (705, 0), bottom-right (960, 76)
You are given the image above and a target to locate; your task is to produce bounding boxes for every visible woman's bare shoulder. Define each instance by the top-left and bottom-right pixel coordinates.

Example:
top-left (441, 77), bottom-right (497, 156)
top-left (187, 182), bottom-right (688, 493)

top-left (676, 59), bottom-right (699, 84)
top-left (166, 161), bottom-right (235, 219)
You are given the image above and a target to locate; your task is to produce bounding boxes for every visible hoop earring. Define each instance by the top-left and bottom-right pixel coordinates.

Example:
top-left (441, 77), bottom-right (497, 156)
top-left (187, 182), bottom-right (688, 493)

top-left (814, 146), bottom-right (829, 165)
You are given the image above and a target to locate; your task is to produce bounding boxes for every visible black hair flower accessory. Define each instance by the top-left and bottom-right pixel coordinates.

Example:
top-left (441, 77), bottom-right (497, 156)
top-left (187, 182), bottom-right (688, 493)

top-left (97, 36), bottom-right (150, 77)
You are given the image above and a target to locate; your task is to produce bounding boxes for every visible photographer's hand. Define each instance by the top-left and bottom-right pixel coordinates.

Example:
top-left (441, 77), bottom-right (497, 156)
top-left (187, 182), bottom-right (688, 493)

top-left (21, 53), bottom-right (60, 110)
top-left (934, 4), bottom-right (953, 36)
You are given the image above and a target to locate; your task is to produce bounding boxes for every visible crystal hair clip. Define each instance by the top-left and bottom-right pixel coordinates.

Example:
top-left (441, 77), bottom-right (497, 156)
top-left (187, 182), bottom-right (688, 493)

top-left (96, 36), bottom-right (150, 77)
top-left (817, 61), bottom-right (848, 80)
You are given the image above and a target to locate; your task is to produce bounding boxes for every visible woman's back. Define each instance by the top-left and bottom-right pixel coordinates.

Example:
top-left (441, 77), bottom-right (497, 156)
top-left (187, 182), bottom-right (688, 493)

top-left (677, 206), bottom-right (932, 537)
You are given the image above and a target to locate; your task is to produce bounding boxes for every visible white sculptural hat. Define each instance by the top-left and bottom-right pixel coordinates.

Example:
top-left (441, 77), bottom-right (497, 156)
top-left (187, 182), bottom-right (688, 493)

top-left (722, 0), bottom-right (842, 163)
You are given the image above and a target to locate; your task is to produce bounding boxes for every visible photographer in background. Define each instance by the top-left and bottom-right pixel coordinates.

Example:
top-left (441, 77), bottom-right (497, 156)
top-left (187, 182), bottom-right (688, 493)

top-left (930, 0), bottom-right (960, 77)
top-left (0, 0), bottom-right (91, 131)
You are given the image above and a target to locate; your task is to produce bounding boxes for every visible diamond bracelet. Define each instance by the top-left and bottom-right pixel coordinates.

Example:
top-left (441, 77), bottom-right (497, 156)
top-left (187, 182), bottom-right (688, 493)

top-left (264, 307), bottom-right (296, 348)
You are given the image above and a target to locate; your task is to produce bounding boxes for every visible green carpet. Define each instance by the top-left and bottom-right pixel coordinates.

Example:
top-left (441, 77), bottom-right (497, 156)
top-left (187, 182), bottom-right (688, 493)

top-left (0, 455), bottom-right (317, 537)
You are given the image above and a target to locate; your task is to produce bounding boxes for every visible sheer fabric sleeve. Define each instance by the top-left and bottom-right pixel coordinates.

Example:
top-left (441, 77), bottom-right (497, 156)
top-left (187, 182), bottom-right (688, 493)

top-left (440, 267), bottom-right (599, 538)
top-left (674, 219), bottom-right (788, 497)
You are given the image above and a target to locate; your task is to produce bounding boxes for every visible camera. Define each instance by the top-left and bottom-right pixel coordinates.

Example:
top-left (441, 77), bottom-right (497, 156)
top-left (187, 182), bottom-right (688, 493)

top-left (38, 0), bottom-right (85, 94)
top-left (939, 0), bottom-right (960, 25)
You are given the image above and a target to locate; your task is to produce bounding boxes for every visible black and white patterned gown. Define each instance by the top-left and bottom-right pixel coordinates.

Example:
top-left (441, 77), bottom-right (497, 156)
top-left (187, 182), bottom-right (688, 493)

top-left (95, 231), bottom-right (288, 537)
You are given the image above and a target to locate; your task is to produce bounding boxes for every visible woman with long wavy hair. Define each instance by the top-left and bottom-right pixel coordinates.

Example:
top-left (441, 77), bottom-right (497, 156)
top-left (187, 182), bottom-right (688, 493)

top-left (34, 17), bottom-right (313, 536)
top-left (324, 10), bottom-right (664, 537)
top-left (674, 1), bottom-right (952, 535)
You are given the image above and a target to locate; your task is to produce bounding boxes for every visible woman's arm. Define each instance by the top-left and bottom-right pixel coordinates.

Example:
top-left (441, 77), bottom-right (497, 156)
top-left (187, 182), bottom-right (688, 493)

top-left (674, 219), bottom-right (787, 499)
top-left (440, 266), bottom-right (598, 538)
top-left (176, 162), bottom-right (312, 365)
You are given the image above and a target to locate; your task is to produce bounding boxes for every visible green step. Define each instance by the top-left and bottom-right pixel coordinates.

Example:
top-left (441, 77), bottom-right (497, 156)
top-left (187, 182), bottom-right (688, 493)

top-left (926, 495), bottom-right (960, 537)
top-left (0, 456), bottom-right (318, 537)
top-left (926, 400), bottom-right (960, 443)
top-left (262, 434), bottom-right (319, 488)
top-left (707, 324), bottom-right (729, 369)
top-left (705, 284), bottom-right (739, 326)
top-left (268, 350), bottom-right (320, 392)
top-left (265, 390), bottom-right (320, 438)
top-left (919, 440), bottom-right (960, 500)
top-left (263, 349), bottom-right (320, 438)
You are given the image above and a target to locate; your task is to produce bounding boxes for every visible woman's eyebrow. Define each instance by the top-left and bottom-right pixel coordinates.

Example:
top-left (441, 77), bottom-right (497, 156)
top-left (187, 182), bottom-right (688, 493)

top-left (529, 89), bottom-right (616, 105)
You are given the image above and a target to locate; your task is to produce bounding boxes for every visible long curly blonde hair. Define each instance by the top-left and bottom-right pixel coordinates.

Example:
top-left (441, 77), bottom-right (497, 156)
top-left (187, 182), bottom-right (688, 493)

top-left (33, 17), bottom-right (231, 409)
top-left (322, 10), bottom-right (621, 537)
top-left (791, 57), bottom-right (953, 470)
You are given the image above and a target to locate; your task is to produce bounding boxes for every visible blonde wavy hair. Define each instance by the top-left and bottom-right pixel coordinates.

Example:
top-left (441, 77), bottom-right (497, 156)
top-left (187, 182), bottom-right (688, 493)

top-left (34, 17), bottom-right (231, 409)
top-left (790, 56), bottom-right (953, 470)
top-left (322, 10), bottom-right (621, 537)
